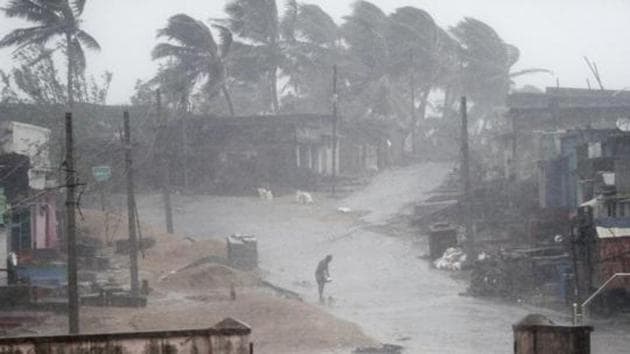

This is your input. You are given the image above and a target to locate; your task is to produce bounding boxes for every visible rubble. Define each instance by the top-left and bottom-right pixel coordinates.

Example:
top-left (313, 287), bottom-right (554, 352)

top-left (433, 247), bottom-right (467, 271)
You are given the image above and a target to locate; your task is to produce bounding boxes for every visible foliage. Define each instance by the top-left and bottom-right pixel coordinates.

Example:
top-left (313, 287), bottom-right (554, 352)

top-left (280, 0), bottom-right (340, 113)
top-left (450, 17), bottom-right (550, 111)
top-left (0, 0), bottom-right (101, 106)
top-left (0, 45), bottom-right (111, 106)
top-left (151, 14), bottom-right (235, 115)
top-left (224, 0), bottom-right (282, 113)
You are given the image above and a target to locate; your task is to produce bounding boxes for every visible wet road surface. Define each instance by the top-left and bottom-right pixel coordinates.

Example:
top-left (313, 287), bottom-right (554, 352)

top-left (136, 162), bottom-right (629, 353)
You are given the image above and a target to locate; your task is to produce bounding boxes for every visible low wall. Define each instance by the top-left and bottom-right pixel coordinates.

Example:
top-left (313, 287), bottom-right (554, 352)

top-left (0, 318), bottom-right (251, 354)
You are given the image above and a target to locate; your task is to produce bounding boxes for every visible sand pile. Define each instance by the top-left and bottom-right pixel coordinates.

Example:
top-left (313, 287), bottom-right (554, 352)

top-left (159, 263), bottom-right (258, 290)
top-left (78, 209), bottom-right (227, 279)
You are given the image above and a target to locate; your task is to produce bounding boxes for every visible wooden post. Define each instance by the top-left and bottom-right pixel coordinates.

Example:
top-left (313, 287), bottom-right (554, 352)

top-left (65, 112), bottom-right (79, 334)
top-left (331, 65), bottom-right (338, 196)
top-left (181, 102), bottom-right (189, 190)
top-left (124, 111), bottom-right (140, 296)
top-left (460, 97), bottom-right (474, 256)
top-left (157, 90), bottom-right (174, 233)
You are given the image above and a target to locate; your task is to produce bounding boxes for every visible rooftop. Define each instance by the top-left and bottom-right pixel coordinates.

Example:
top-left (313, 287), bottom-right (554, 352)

top-left (508, 87), bottom-right (630, 111)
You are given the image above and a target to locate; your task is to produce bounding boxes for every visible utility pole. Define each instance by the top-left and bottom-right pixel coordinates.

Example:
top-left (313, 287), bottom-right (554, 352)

top-left (331, 64), bottom-right (338, 196)
top-left (181, 99), bottom-right (189, 190)
top-left (460, 97), bottom-right (474, 257)
top-left (65, 112), bottom-right (79, 334)
top-left (157, 90), bottom-right (174, 233)
top-left (123, 111), bottom-right (140, 297)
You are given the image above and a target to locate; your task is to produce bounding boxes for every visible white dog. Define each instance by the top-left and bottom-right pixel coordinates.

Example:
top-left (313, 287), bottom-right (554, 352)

top-left (257, 187), bottom-right (274, 200)
top-left (295, 190), bottom-right (314, 204)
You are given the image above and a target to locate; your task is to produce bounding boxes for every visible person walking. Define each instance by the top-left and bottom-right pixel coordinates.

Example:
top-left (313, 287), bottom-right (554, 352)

top-left (315, 254), bottom-right (333, 303)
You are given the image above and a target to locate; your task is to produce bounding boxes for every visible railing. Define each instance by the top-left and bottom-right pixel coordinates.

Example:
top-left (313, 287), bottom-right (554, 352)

top-left (573, 272), bottom-right (630, 325)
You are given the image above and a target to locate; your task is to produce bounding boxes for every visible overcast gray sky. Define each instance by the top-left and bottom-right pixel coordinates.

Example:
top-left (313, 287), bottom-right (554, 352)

top-left (1, 0), bottom-right (629, 104)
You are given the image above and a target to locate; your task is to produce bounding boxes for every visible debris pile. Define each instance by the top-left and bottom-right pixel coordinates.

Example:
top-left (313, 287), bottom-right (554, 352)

top-left (433, 247), bottom-right (467, 271)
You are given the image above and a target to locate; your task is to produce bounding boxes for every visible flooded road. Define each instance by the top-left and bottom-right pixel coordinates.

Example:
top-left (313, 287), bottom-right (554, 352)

top-left (136, 162), bottom-right (629, 353)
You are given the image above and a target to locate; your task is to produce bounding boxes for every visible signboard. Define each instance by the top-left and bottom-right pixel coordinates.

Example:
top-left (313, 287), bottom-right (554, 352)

top-left (92, 165), bottom-right (111, 182)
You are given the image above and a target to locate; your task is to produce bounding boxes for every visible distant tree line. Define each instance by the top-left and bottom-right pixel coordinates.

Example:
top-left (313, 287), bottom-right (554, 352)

top-left (0, 0), bottom-right (550, 150)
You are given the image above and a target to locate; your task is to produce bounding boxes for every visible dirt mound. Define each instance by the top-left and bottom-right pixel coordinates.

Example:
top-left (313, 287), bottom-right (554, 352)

top-left (78, 209), bottom-right (227, 279)
top-left (159, 263), bottom-right (258, 290)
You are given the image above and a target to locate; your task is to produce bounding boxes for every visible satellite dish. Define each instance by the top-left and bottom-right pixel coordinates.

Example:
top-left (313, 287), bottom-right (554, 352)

top-left (616, 117), bottom-right (630, 132)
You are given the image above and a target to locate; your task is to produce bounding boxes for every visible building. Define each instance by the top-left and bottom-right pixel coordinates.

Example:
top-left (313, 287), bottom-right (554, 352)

top-left (171, 114), bottom-right (339, 193)
top-left (503, 87), bottom-right (630, 182)
top-left (0, 121), bottom-right (60, 286)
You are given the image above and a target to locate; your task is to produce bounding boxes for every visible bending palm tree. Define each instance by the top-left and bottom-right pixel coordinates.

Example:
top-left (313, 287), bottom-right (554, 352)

top-left (153, 14), bottom-right (234, 116)
top-left (225, 0), bottom-right (281, 113)
top-left (0, 0), bottom-right (101, 107)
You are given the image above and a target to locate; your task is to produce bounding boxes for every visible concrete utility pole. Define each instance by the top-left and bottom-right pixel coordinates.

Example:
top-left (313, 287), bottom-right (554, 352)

top-left (460, 97), bottom-right (474, 257)
top-left (331, 64), bottom-right (338, 196)
top-left (156, 90), bottom-right (174, 234)
top-left (64, 112), bottom-right (79, 334)
top-left (123, 111), bottom-right (140, 296)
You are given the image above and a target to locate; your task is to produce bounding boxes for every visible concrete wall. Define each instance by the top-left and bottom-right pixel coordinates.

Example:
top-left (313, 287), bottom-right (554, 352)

top-left (0, 121), bottom-right (52, 190)
top-left (513, 315), bottom-right (592, 354)
top-left (0, 318), bottom-right (251, 354)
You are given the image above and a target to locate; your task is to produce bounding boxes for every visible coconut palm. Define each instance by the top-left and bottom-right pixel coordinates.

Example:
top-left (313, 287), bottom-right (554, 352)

top-left (340, 1), bottom-right (403, 120)
top-left (0, 0), bottom-right (101, 107)
top-left (386, 6), bottom-right (440, 151)
top-left (224, 0), bottom-right (282, 113)
top-left (451, 18), bottom-right (550, 113)
top-left (152, 14), bottom-right (234, 116)
top-left (280, 0), bottom-right (340, 112)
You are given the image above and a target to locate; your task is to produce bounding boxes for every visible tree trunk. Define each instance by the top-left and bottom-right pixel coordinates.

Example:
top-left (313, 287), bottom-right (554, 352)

top-left (66, 33), bottom-right (74, 108)
top-left (269, 67), bottom-right (279, 114)
top-left (414, 89), bottom-right (430, 153)
top-left (221, 84), bottom-right (235, 116)
top-left (442, 87), bottom-right (451, 120)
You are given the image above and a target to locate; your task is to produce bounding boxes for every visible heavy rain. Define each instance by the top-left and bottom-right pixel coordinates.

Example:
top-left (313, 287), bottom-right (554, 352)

top-left (0, 0), bottom-right (629, 353)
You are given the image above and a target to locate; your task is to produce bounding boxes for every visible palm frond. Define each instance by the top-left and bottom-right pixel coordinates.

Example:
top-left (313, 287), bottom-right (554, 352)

top-left (280, 0), bottom-right (297, 42)
top-left (71, 0), bottom-right (86, 16)
top-left (157, 14), bottom-right (216, 54)
top-left (294, 3), bottom-right (337, 44)
top-left (0, 25), bottom-right (61, 51)
top-left (76, 30), bottom-right (100, 50)
top-left (3, 0), bottom-right (62, 24)
top-left (212, 24), bottom-right (232, 58)
top-left (151, 42), bottom-right (205, 61)
top-left (225, 0), bottom-right (279, 44)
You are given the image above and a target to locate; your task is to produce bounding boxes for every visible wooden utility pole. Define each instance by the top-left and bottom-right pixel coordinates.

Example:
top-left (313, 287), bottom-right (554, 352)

top-left (460, 97), bottom-right (474, 256)
top-left (156, 90), bottom-right (174, 233)
top-left (123, 111), bottom-right (140, 297)
top-left (181, 100), bottom-right (189, 190)
top-left (331, 64), bottom-right (338, 196)
top-left (65, 112), bottom-right (79, 334)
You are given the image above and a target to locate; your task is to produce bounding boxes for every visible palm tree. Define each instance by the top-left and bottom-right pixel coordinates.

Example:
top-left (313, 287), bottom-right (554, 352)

top-left (340, 1), bottom-right (403, 120)
top-left (152, 14), bottom-right (235, 116)
top-left (224, 0), bottom-right (281, 113)
top-left (451, 18), bottom-right (550, 117)
top-left (0, 0), bottom-right (101, 107)
top-left (280, 0), bottom-right (340, 112)
top-left (386, 6), bottom-right (440, 151)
